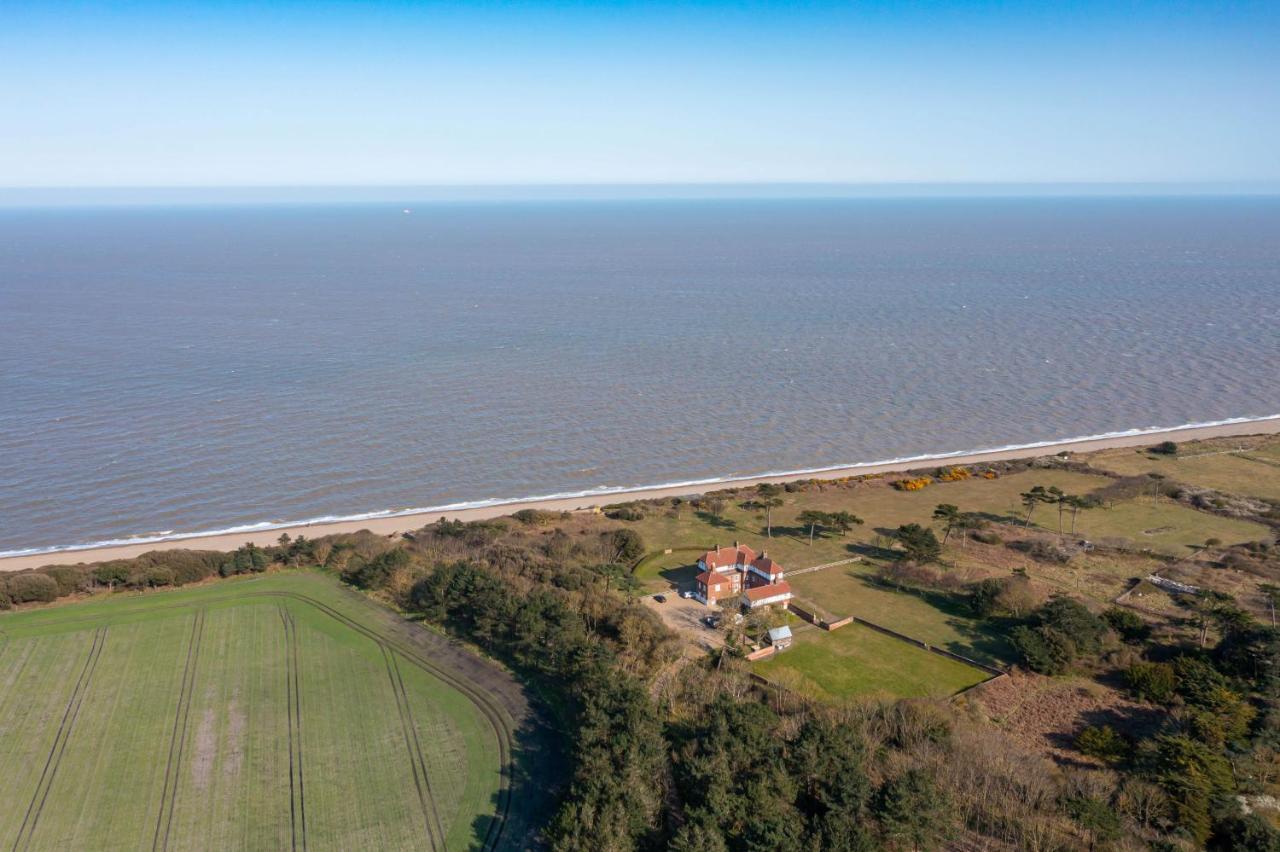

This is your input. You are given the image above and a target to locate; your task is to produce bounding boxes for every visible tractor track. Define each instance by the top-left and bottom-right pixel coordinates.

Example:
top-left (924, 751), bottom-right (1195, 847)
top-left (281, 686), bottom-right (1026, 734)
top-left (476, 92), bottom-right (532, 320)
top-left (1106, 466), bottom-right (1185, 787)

top-left (11, 625), bottom-right (108, 852)
top-left (8, 588), bottom-right (518, 851)
top-left (278, 605), bottom-right (308, 852)
top-left (153, 608), bottom-right (207, 852)
top-left (381, 643), bottom-right (448, 849)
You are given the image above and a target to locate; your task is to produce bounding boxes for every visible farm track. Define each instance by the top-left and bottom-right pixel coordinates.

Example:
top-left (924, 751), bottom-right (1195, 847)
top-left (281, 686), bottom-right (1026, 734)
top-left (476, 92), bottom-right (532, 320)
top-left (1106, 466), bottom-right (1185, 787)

top-left (11, 626), bottom-right (108, 852)
top-left (381, 643), bottom-right (447, 850)
top-left (278, 605), bottom-right (308, 852)
top-left (15, 588), bottom-right (519, 850)
top-left (153, 609), bottom-right (206, 852)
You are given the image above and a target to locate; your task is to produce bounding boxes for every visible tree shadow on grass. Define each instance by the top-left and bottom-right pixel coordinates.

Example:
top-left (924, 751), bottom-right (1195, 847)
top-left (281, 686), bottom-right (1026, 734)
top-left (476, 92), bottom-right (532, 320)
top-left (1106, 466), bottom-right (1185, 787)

top-left (847, 541), bottom-right (899, 561)
top-left (848, 571), bottom-right (1017, 666)
top-left (694, 510), bottom-right (739, 530)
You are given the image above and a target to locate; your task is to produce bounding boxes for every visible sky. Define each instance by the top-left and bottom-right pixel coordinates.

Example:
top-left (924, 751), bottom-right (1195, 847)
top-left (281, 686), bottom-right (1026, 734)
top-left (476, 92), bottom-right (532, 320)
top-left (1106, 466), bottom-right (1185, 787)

top-left (1, 1), bottom-right (1278, 189)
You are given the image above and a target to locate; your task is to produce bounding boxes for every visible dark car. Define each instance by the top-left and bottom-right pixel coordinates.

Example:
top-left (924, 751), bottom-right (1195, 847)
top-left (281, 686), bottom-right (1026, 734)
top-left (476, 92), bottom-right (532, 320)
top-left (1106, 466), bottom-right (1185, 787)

top-left (653, 594), bottom-right (667, 603)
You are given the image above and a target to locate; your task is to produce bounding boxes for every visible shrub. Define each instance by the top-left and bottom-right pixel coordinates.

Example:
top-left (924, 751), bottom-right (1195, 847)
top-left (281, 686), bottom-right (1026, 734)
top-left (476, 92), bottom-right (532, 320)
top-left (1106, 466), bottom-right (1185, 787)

top-left (892, 477), bottom-right (932, 492)
top-left (1076, 725), bottom-right (1129, 762)
top-left (136, 550), bottom-right (222, 585)
top-left (0, 587), bottom-right (11, 610)
top-left (610, 529), bottom-right (646, 565)
top-left (1151, 441), bottom-right (1178, 456)
top-left (131, 565), bottom-right (175, 588)
top-left (970, 529), bottom-right (1002, 545)
top-left (513, 508), bottom-right (558, 526)
top-left (603, 504), bottom-right (645, 522)
top-left (894, 524), bottom-right (941, 563)
top-left (1010, 624), bottom-right (1074, 674)
top-left (5, 573), bottom-right (60, 604)
top-left (93, 563), bottom-right (132, 588)
top-left (37, 565), bottom-right (87, 596)
top-left (219, 543), bottom-right (270, 577)
top-left (1125, 661), bottom-right (1177, 703)
top-left (936, 466), bottom-right (971, 482)
top-left (1102, 607), bottom-right (1151, 643)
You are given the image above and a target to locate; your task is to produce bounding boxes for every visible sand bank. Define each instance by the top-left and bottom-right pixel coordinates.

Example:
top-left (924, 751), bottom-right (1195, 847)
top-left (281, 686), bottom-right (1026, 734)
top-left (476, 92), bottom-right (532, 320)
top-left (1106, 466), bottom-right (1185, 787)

top-left (3, 416), bottom-right (1278, 573)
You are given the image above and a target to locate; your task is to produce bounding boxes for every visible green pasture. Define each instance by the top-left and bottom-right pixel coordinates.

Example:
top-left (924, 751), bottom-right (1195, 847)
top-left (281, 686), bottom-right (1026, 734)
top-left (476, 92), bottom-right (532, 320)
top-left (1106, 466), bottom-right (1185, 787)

top-left (0, 572), bottom-right (501, 851)
top-left (754, 623), bottom-right (991, 701)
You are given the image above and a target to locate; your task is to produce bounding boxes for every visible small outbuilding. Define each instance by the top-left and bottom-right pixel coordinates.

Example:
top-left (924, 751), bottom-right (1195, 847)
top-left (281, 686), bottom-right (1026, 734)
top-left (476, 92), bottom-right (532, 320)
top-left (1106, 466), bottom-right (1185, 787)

top-left (767, 625), bottom-right (793, 651)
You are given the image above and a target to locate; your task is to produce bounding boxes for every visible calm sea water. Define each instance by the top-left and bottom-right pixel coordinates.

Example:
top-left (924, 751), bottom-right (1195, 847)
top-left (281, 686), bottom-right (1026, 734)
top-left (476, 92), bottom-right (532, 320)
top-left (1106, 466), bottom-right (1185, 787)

top-left (2, 197), bottom-right (1278, 555)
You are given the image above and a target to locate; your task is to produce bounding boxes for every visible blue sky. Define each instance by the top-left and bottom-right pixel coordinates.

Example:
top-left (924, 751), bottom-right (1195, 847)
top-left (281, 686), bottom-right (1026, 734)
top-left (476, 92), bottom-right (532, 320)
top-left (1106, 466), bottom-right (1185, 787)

top-left (2, 1), bottom-right (1277, 187)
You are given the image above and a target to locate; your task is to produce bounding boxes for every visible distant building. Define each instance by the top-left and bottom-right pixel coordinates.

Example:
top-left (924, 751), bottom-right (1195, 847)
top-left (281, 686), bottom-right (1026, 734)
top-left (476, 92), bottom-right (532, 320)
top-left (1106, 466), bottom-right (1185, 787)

top-left (693, 542), bottom-right (793, 610)
top-left (767, 625), bottom-right (793, 650)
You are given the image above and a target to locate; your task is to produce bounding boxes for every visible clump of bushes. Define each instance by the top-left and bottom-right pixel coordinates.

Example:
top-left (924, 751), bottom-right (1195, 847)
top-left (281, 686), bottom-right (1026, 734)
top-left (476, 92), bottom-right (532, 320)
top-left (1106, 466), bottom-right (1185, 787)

top-left (512, 508), bottom-right (560, 526)
top-left (892, 476), bottom-right (932, 492)
top-left (1009, 596), bottom-right (1111, 674)
top-left (1101, 607), bottom-right (1150, 643)
top-left (970, 529), bottom-right (1002, 545)
top-left (968, 575), bottom-right (1040, 618)
top-left (1150, 441), bottom-right (1178, 456)
top-left (4, 573), bottom-right (60, 604)
top-left (936, 466), bottom-right (971, 482)
top-left (1076, 725), bottom-right (1129, 762)
top-left (603, 503), bottom-right (646, 522)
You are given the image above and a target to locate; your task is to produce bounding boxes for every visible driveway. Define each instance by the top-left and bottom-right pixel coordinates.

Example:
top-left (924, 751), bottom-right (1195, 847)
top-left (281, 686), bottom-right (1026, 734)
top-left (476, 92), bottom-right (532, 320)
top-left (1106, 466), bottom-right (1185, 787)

top-left (641, 592), bottom-right (724, 648)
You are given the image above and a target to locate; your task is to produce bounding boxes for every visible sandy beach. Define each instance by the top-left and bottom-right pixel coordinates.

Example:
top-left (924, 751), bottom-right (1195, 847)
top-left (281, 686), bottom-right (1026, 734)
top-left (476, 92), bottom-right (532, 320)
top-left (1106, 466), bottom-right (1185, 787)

top-left (3, 416), bottom-right (1277, 573)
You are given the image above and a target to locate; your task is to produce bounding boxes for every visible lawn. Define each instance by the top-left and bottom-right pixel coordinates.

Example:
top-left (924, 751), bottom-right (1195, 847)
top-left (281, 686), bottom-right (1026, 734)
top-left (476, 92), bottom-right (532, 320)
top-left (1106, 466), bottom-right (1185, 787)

top-left (0, 572), bottom-right (504, 851)
top-left (754, 623), bottom-right (991, 701)
top-left (1088, 441), bottom-right (1280, 502)
top-left (788, 564), bottom-right (1015, 666)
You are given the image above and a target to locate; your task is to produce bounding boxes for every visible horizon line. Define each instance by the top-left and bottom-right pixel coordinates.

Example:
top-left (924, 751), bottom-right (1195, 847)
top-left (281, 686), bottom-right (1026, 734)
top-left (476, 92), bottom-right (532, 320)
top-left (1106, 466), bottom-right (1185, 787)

top-left (3, 180), bottom-right (1280, 208)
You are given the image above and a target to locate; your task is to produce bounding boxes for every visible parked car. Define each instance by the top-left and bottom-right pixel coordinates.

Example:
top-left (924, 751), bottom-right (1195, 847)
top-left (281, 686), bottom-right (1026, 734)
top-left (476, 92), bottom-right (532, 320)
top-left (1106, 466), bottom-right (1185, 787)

top-left (681, 590), bottom-right (693, 599)
top-left (653, 594), bottom-right (667, 603)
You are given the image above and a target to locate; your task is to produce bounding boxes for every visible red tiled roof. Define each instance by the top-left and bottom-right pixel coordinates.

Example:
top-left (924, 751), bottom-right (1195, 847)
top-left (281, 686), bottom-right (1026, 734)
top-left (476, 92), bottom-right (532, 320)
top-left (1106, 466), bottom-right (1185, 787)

top-left (751, 555), bottom-right (781, 575)
top-left (696, 570), bottom-right (731, 589)
top-left (744, 581), bottom-right (792, 601)
top-left (701, 543), bottom-right (758, 571)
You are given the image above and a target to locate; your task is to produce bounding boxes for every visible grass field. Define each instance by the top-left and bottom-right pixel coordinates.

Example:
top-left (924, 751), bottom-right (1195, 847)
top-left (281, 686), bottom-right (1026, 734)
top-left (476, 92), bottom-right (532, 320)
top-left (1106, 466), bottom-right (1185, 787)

top-left (788, 564), bottom-right (1015, 665)
top-left (1069, 496), bottom-right (1272, 555)
top-left (631, 468), bottom-right (1115, 576)
top-left (0, 573), bottom-right (506, 851)
top-left (1088, 441), bottom-right (1280, 502)
top-left (754, 623), bottom-right (991, 701)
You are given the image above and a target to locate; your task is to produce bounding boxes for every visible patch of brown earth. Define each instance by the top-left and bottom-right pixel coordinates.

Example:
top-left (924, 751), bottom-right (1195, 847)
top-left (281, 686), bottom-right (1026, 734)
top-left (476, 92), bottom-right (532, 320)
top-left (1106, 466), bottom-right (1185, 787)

top-left (224, 696), bottom-right (245, 779)
top-left (191, 707), bottom-right (217, 791)
top-left (968, 669), bottom-right (1160, 766)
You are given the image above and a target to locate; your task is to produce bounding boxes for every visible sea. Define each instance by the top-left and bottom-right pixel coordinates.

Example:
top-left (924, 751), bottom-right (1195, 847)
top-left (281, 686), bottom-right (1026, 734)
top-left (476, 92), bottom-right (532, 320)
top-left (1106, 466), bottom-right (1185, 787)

top-left (2, 196), bottom-right (1278, 556)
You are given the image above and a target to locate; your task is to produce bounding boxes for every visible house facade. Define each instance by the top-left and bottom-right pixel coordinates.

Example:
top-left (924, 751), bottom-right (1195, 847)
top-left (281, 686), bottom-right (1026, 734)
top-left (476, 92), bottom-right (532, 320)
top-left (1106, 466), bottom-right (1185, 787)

top-left (693, 542), bottom-right (793, 610)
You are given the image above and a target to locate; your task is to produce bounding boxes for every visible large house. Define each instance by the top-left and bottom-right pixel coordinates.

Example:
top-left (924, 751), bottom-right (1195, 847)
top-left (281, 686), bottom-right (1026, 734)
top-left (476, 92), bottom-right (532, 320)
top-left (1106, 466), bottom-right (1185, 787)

top-left (693, 542), bottom-right (793, 610)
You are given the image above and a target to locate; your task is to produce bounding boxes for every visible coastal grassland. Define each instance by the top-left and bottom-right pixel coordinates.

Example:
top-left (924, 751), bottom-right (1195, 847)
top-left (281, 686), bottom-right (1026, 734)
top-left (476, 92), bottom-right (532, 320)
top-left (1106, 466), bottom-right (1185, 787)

top-left (753, 622), bottom-right (991, 701)
top-left (0, 572), bottom-right (502, 852)
top-left (1088, 437), bottom-right (1280, 501)
top-left (787, 564), bottom-right (1015, 665)
top-left (1070, 496), bottom-right (1271, 556)
top-left (631, 468), bottom-right (1115, 575)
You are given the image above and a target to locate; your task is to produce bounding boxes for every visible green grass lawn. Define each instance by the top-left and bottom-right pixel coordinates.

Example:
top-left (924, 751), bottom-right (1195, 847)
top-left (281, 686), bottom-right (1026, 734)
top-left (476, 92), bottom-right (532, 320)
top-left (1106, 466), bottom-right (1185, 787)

top-left (0, 572), bottom-right (502, 851)
top-left (788, 564), bottom-right (1015, 666)
top-left (754, 623), bottom-right (991, 701)
top-left (1089, 443), bottom-right (1280, 502)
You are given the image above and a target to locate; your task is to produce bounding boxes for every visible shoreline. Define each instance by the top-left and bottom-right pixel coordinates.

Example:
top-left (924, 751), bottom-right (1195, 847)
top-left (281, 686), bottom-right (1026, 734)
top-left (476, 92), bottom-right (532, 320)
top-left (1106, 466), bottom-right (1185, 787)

top-left (3, 414), bottom-right (1278, 573)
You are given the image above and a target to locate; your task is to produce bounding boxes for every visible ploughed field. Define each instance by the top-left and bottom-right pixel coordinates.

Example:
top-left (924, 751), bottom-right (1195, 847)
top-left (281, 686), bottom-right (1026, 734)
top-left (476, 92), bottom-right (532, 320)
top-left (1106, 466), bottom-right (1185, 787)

top-left (0, 573), bottom-right (504, 851)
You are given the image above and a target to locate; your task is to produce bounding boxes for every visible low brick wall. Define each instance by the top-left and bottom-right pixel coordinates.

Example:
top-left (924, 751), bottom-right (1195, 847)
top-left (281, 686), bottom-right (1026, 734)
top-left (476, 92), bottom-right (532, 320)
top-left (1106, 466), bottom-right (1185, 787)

top-left (790, 604), bottom-right (820, 626)
top-left (745, 645), bottom-right (777, 662)
top-left (823, 616), bottom-right (853, 631)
